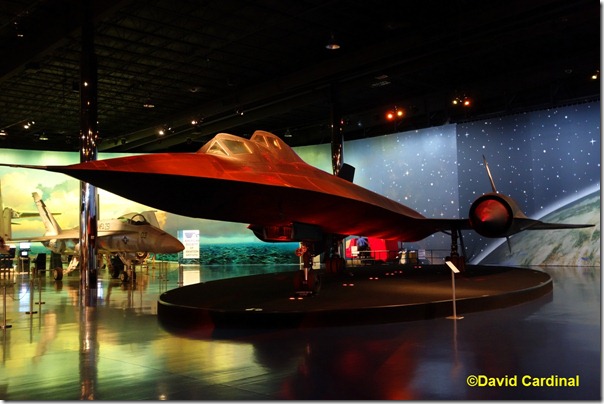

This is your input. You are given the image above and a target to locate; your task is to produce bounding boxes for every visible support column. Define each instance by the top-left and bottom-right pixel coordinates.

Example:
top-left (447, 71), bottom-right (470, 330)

top-left (330, 84), bottom-right (343, 176)
top-left (79, 0), bottom-right (98, 305)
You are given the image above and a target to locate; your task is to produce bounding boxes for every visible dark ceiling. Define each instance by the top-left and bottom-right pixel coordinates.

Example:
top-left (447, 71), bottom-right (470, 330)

top-left (0, 0), bottom-right (600, 153)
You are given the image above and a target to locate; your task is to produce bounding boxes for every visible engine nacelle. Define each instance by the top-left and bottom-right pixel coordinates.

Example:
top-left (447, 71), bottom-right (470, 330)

top-left (468, 193), bottom-right (514, 238)
top-left (248, 222), bottom-right (324, 242)
top-left (249, 224), bottom-right (294, 242)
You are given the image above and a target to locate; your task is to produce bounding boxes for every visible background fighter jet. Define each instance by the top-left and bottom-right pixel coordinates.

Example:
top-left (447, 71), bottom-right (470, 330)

top-left (9, 192), bottom-right (184, 280)
top-left (0, 180), bottom-right (60, 244)
top-left (0, 130), bottom-right (592, 265)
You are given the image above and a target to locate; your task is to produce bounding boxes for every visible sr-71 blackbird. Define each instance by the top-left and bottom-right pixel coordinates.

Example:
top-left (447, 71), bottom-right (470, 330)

top-left (1, 130), bottom-right (592, 273)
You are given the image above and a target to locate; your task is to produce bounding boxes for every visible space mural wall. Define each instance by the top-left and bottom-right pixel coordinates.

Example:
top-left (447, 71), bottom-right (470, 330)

top-left (0, 101), bottom-right (599, 266)
top-left (299, 101), bottom-right (601, 266)
top-left (458, 103), bottom-right (600, 266)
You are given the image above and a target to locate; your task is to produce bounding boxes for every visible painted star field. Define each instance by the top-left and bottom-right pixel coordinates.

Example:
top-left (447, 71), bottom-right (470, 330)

top-left (298, 101), bottom-right (600, 260)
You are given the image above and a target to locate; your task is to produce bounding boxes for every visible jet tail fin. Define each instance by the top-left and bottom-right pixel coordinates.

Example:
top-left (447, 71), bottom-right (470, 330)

top-left (32, 192), bottom-right (62, 236)
top-left (0, 181), bottom-right (11, 241)
top-left (482, 155), bottom-right (498, 193)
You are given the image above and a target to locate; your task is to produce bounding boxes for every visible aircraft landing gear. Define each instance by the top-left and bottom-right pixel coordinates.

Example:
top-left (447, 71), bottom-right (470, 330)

top-left (446, 228), bottom-right (466, 271)
top-left (53, 267), bottom-right (63, 281)
top-left (109, 255), bottom-right (124, 279)
top-left (52, 256), bottom-right (79, 281)
top-left (119, 266), bottom-right (137, 283)
top-left (294, 242), bottom-right (321, 296)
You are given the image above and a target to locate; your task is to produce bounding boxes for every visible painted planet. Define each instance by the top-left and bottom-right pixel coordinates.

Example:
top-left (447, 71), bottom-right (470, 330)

top-left (478, 190), bottom-right (600, 267)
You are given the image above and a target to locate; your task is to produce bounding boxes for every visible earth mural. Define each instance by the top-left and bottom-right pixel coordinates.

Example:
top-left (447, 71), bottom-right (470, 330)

top-left (477, 190), bottom-right (600, 267)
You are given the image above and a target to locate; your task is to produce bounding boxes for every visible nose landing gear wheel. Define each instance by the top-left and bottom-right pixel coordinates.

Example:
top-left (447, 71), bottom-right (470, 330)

top-left (119, 270), bottom-right (136, 283)
top-left (53, 268), bottom-right (63, 281)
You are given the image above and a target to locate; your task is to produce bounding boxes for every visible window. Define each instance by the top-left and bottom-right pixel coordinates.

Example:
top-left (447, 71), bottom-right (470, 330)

top-left (207, 142), bottom-right (228, 156)
top-left (223, 139), bottom-right (251, 154)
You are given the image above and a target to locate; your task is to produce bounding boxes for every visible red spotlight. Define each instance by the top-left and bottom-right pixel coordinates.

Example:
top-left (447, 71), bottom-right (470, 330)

top-left (386, 111), bottom-right (394, 120)
top-left (463, 98), bottom-right (471, 107)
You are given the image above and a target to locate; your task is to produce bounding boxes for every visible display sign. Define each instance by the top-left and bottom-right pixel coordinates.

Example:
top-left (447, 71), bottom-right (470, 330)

top-left (445, 260), bottom-right (460, 274)
top-left (178, 230), bottom-right (200, 259)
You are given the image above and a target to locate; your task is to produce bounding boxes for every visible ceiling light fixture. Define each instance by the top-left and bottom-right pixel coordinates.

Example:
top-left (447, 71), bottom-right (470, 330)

top-left (325, 33), bottom-right (340, 50)
top-left (386, 107), bottom-right (404, 121)
top-left (158, 124), bottom-right (173, 137)
top-left (452, 95), bottom-right (472, 107)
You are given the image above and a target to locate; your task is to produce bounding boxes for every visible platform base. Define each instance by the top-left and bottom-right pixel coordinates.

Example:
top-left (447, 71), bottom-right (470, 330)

top-left (158, 265), bottom-right (552, 330)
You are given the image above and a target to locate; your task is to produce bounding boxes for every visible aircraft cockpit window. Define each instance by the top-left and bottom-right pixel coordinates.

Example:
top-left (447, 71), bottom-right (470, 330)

top-left (118, 213), bottom-right (149, 225)
top-left (207, 142), bottom-right (228, 156)
top-left (223, 139), bottom-right (252, 154)
top-left (253, 135), bottom-right (268, 147)
top-left (270, 137), bottom-right (282, 150)
top-left (251, 134), bottom-right (281, 150)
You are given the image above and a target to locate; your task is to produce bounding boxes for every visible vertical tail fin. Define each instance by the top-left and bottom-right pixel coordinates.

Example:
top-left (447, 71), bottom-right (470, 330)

top-left (0, 180), bottom-right (8, 252)
top-left (0, 180), bottom-right (12, 241)
top-left (32, 192), bottom-right (62, 236)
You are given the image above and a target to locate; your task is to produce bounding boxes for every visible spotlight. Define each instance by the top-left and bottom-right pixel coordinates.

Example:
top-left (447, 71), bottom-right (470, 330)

top-left (13, 20), bottom-right (24, 38)
top-left (591, 70), bottom-right (599, 80)
top-left (325, 33), bottom-right (340, 50)
top-left (143, 97), bottom-right (155, 108)
top-left (386, 107), bottom-right (404, 121)
top-left (452, 96), bottom-right (472, 107)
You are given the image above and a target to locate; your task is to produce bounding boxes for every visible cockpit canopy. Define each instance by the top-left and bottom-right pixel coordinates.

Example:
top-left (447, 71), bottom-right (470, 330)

top-left (198, 130), bottom-right (303, 164)
top-left (118, 213), bottom-right (149, 225)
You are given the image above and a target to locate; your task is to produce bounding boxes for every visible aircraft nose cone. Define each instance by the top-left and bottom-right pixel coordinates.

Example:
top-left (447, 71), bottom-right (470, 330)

top-left (165, 236), bottom-right (185, 253)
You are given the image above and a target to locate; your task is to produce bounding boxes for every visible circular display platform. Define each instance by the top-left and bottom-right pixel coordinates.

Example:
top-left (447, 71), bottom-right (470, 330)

top-left (158, 265), bottom-right (552, 330)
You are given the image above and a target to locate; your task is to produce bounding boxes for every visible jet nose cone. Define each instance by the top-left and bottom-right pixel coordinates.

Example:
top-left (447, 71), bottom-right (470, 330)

top-left (166, 236), bottom-right (185, 253)
top-left (153, 232), bottom-right (185, 253)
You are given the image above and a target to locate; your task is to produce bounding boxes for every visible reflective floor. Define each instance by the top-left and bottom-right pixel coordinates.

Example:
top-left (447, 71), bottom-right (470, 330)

top-left (0, 264), bottom-right (600, 400)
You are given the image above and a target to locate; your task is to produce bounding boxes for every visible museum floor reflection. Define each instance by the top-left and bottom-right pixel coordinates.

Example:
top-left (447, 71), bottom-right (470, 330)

top-left (0, 264), bottom-right (600, 400)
